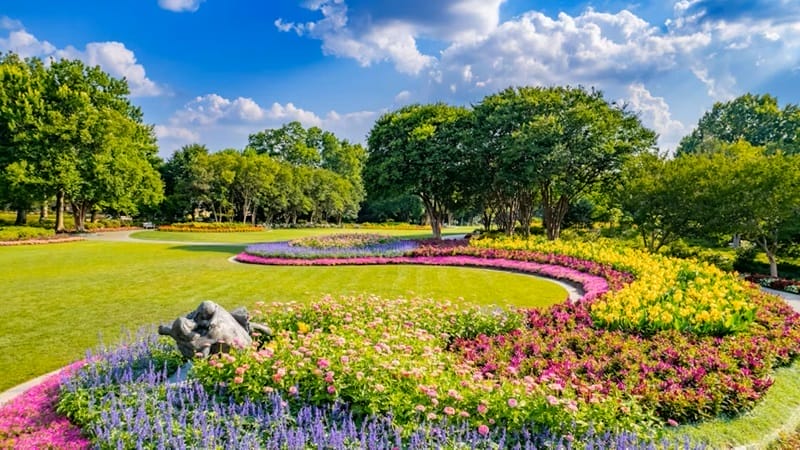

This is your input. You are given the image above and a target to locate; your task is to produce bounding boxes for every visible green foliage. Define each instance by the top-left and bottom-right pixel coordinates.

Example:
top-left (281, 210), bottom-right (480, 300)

top-left (365, 103), bottom-right (472, 239)
top-left (0, 53), bottom-right (164, 232)
top-left (0, 226), bottom-right (54, 241)
top-left (470, 86), bottom-right (657, 240)
top-left (677, 93), bottom-right (800, 155)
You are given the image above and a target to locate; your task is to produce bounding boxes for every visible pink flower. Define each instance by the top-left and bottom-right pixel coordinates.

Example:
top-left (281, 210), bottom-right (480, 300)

top-left (325, 371), bottom-right (335, 383)
top-left (327, 384), bottom-right (336, 394)
top-left (317, 358), bottom-right (330, 369)
top-left (477, 424), bottom-right (490, 436)
top-left (374, 383), bottom-right (385, 393)
top-left (233, 376), bottom-right (244, 384)
top-left (507, 398), bottom-right (518, 408)
top-left (288, 385), bottom-right (299, 395)
top-left (235, 366), bottom-right (247, 375)
top-left (415, 404), bottom-right (426, 412)
top-left (546, 395), bottom-right (559, 406)
top-left (477, 403), bottom-right (488, 414)
top-left (667, 418), bottom-right (679, 427)
top-left (444, 406), bottom-right (456, 415)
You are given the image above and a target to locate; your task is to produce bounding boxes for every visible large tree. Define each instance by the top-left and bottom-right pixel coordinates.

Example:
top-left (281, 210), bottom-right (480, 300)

top-left (0, 54), bottom-right (163, 232)
top-left (677, 93), bottom-right (800, 155)
top-left (615, 152), bottom-right (706, 252)
top-left (685, 142), bottom-right (800, 277)
top-left (364, 103), bottom-right (470, 239)
top-left (473, 86), bottom-right (656, 240)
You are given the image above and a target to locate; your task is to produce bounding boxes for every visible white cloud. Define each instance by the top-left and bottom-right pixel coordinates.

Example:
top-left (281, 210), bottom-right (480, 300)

top-left (0, 30), bottom-right (56, 58)
top-left (625, 83), bottom-right (686, 152)
top-left (394, 90), bottom-right (411, 102)
top-left (156, 93), bottom-right (379, 155)
top-left (437, 9), bottom-right (712, 93)
top-left (154, 125), bottom-right (200, 143)
top-left (0, 20), bottom-right (164, 97)
top-left (274, 0), bottom-right (506, 75)
top-left (57, 42), bottom-right (163, 96)
top-left (158, 0), bottom-right (205, 13)
top-left (0, 16), bottom-right (23, 31)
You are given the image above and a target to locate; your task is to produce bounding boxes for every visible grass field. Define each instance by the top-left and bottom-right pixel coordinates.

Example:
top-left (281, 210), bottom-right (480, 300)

top-left (0, 233), bottom-right (565, 392)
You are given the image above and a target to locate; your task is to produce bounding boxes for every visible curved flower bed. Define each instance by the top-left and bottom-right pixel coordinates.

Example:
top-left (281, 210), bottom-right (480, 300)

top-left (5, 235), bottom-right (799, 448)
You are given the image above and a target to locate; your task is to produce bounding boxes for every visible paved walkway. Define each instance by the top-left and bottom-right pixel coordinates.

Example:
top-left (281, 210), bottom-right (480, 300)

top-left (80, 230), bottom-right (233, 246)
top-left (762, 287), bottom-right (800, 313)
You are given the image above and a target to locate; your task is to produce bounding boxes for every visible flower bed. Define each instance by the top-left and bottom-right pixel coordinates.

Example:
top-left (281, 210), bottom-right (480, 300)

top-left (157, 222), bottom-right (264, 232)
top-left (0, 363), bottom-right (88, 449)
top-left (289, 233), bottom-right (400, 249)
top-left (746, 274), bottom-right (800, 295)
top-left (471, 238), bottom-right (758, 336)
top-left (243, 236), bottom-right (419, 259)
top-left (4, 234), bottom-right (798, 447)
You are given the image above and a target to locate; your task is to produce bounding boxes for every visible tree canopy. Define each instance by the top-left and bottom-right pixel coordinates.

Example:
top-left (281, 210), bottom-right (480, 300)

top-left (677, 93), bottom-right (800, 155)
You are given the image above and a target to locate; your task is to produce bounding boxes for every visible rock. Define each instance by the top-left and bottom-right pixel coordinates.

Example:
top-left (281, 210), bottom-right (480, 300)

top-left (158, 300), bottom-right (271, 359)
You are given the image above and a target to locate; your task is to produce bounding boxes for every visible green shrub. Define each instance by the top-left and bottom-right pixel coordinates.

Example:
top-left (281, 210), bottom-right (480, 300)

top-left (0, 226), bottom-right (55, 241)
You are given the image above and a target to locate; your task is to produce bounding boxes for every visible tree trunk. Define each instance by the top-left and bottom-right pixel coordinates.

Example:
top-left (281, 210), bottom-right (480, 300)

top-left (541, 183), bottom-right (570, 240)
top-left (14, 208), bottom-right (27, 226)
top-left (39, 202), bottom-right (48, 222)
top-left (90, 210), bottom-right (98, 223)
top-left (71, 201), bottom-right (89, 233)
top-left (420, 195), bottom-right (443, 240)
top-left (55, 190), bottom-right (66, 233)
top-left (767, 251), bottom-right (778, 277)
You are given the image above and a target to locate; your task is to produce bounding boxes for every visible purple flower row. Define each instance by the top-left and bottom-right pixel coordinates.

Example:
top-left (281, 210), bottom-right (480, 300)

top-left (243, 240), bottom-right (419, 259)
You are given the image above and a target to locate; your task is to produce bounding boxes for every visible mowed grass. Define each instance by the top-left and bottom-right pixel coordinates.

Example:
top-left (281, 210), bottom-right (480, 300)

top-left (0, 239), bottom-right (566, 392)
top-left (129, 226), bottom-right (476, 244)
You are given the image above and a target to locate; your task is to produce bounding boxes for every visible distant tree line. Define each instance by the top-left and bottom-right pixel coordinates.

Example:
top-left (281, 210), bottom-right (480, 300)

top-left (160, 122), bottom-right (366, 225)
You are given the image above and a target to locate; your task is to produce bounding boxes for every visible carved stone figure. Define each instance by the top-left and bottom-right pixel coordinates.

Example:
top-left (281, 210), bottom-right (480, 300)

top-left (159, 300), bottom-right (272, 358)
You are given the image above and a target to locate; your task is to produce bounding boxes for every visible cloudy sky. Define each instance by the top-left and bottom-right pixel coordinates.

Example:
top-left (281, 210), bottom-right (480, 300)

top-left (2, 1), bottom-right (799, 158)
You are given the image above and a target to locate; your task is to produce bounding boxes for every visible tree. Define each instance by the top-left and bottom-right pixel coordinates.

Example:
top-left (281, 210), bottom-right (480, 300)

top-left (161, 144), bottom-right (211, 222)
top-left (615, 152), bottom-right (705, 252)
top-left (0, 54), bottom-right (163, 232)
top-left (247, 121), bottom-right (322, 167)
top-left (677, 93), bottom-right (800, 155)
top-left (473, 86), bottom-right (656, 240)
top-left (232, 150), bottom-right (279, 225)
top-left (0, 54), bottom-right (47, 225)
top-left (364, 103), bottom-right (470, 239)
top-left (685, 142), bottom-right (800, 277)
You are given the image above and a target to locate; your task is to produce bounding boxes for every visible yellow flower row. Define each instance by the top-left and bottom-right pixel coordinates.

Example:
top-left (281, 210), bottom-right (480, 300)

top-left (472, 237), bottom-right (758, 335)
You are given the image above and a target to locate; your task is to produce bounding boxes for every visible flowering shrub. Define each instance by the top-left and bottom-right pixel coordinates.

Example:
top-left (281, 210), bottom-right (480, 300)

top-left (289, 233), bottom-right (399, 249)
top-left (346, 222), bottom-right (430, 230)
top-left (454, 290), bottom-right (800, 423)
top-left (157, 222), bottom-right (264, 232)
top-left (472, 237), bottom-right (758, 336)
top-left (45, 331), bottom-right (707, 448)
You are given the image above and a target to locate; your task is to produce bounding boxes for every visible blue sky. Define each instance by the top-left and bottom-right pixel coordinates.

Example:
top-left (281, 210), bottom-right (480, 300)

top-left (2, 0), bottom-right (799, 158)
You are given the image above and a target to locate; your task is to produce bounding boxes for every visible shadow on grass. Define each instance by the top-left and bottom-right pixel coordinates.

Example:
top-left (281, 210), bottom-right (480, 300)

top-left (166, 244), bottom-right (246, 255)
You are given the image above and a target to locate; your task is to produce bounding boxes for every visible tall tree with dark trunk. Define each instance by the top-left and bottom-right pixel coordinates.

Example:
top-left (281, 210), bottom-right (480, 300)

top-left (364, 104), bottom-right (470, 239)
top-left (473, 86), bottom-right (656, 240)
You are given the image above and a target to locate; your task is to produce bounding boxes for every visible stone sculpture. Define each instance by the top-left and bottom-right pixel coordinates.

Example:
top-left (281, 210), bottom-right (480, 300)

top-left (159, 300), bottom-right (272, 358)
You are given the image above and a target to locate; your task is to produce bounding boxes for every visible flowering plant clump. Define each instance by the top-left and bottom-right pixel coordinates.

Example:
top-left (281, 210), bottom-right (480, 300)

top-left (472, 237), bottom-right (758, 336)
top-left (454, 290), bottom-right (800, 423)
top-left (0, 363), bottom-right (88, 449)
top-left (289, 233), bottom-right (400, 249)
top-left (42, 330), bottom-right (707, 448)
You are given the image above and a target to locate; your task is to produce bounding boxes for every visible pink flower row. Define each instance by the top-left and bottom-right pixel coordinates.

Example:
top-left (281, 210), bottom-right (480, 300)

top-left (0, 363), bottom-right (89, 449)
top-left (235, 253), bottom-right (609, 302)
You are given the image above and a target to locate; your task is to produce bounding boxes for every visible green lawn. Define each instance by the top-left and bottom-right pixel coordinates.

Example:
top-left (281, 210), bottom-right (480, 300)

top-left (0, 238), bottom-right (565, 391)
top-left (129, 225), bottom-right (475, 244)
